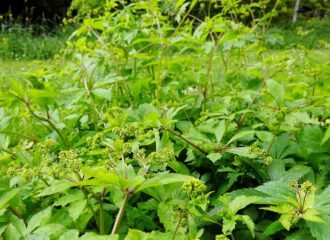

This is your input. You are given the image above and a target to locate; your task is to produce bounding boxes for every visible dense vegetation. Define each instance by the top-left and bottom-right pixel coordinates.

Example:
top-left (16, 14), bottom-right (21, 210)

top-left (0, 1), bottom-right (330, 239)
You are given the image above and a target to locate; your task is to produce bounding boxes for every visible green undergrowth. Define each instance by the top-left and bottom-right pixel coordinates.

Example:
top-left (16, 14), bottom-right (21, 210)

top-left (0, 24), bottom-right (71, 60)
top-left (0, 1), bottom-right (330, 240)
top-left (268, 18), bottom-right (330, 49)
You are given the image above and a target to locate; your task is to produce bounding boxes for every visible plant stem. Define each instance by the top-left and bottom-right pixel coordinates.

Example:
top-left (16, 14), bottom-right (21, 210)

top-left (172, 202), bottom-right (188, 240)
top-left (8, 206), bottom-right (27, 225)
top-left (202, 32), bottom-right (222, 109)
top-left (111, 191), bottom-right (130, 235)
top-left (301, 191), bottom-right (308, 213)
top-left (99, 200), bottom-right (105, 235)
top-left (5, 90), bottom-right (69, 147)
top-left (237, 67), bottom-right (268, 128)
top-left (161, 126), bottom-right (208, 155)
top-left (0, 147), bottom-right (16, 157)
top-left (99, 188), bottom-right (107, 235)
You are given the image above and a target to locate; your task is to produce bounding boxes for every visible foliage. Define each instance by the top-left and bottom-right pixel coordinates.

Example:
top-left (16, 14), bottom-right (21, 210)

top-left (0, 15), bottom-right (71, 60)
top-left (267, 18), bottom-right (330, 49)
top-left (0, 0), bottom-right (330, 239)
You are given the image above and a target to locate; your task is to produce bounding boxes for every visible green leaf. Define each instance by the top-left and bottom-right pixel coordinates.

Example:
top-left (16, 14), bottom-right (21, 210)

top-left (157, 202), bottom-right (176, 232)
top-left (307, 214), bottom-right (330, 240)
top-left (93, 88), bottom-right (112, 100)
top-left (27, 207), bottom-right (52, 233)
top-left (82, 167), bottom-right (133, 190)
top-left (0, 189), bottom-right (19, 210)
top-left (256, 131), bottom-right (275, 143)
top-left (222, 218), bottom-right (236, 235)
top-left (266, 79), bottom-right (285, 104)
top-left (279, 213), bottom-right (293, 231)
top-left (53, 190), bottom-right (85, 207)
top-left (282, 165), bottom-right (312, 182)
top-left (302, 208), bottom-right (323, 223)
top-left (264, 220), bottom-right (284, 236)
top-left (29, 89), bottom-right (57, 105)
top-left (33, 224), bottom-right (65, 238)
top-left (10, 213), bottom-right (26, 236)
top-left (135, 173), bottom-right (193, 193)
top-left (5, 224), bottom-right (24, 240)
top-left (226, 131), bottom-right (255, 146)
top-left (80, 232), bottom-right (118, 240)
top-left (59, 229), bottom-right (79, 240)
top-left (207, 152), bottom-right (222, 163)
top-left (285, 229), bottom-right (313, 240)
top-left (256, 181), bottom-right (296, 201)
top-left (9, 79), bottom-right (25, 98)
top-left (261, 203), bottom-right (295, 215)
top-left (321, 125), bottom-right (330, 145)
top-left (125, 229), bottom-right (172, 240)
top-left (215, 120), bottom-right (226, 143)
top-left (68, 200), bottom-right (87, 221)
top-left (238, 215), bottom-right (255, 237)
top-left (38, 181), bottom-right (72, 197)
top-left (167, 160), bottom-right (190, 175)
top-left (229, 196), bottom-right (263, 214)
top-left (27, 233), bottom-right (50, 240)
top-left (225, 147), bottom-right (257, 158)
top-left (297, 126), bottom-right (328, 154)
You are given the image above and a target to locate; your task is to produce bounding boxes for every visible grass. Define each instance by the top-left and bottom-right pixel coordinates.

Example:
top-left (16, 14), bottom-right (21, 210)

top-left (0, 60), bottom-right (48, 76)
top-left (0, 24), bottom-right (72, 60)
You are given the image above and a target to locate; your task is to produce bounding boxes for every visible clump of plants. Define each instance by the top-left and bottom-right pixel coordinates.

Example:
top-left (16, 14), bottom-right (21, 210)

top-left (0, 0), bottom-right (329, 239)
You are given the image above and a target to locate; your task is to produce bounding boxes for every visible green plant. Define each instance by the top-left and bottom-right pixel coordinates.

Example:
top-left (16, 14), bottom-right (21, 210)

top-left (0, 0), bottom-right (329, 239)
top-left (0, 15), bottom-right (71, 60)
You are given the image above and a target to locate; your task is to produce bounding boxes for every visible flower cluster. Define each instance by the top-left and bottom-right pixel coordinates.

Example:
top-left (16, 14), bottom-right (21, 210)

top-left (289, 180), bottom-right (317, 196)
top-left (134, 147), bottom-right (174, 172)
top-left (6, 162), bottom-right (35, 183)
top-left (249, 142), bottom-right (273, 165)
top-left (58, 149), bottom-right (81, 171)
top-left (182, 179), bottom-right (207, 200)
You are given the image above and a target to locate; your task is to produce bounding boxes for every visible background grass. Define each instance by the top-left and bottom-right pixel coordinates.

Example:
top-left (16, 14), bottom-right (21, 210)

top-left (0, 24), bottom-right (71, 60)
